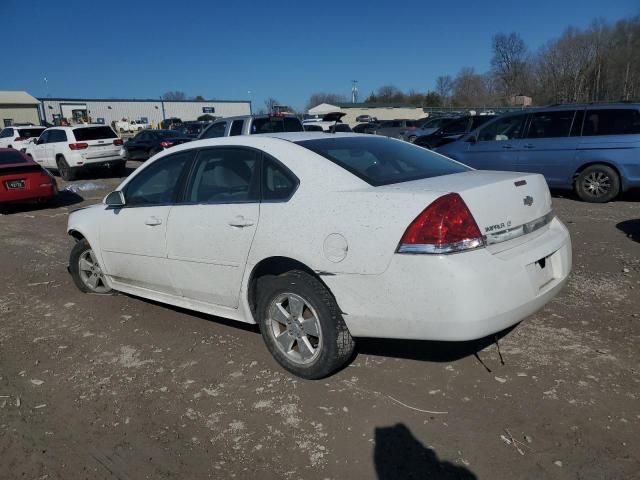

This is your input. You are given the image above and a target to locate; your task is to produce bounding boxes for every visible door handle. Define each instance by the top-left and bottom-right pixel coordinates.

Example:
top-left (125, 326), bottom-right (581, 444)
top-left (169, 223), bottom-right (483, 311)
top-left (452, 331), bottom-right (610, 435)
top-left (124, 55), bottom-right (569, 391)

top-left (144, 216), bottom-right (162, 226)
top-left (501, 144), bottom-right (513, 149)
top-left (228, 216), bottom-right (255, 228)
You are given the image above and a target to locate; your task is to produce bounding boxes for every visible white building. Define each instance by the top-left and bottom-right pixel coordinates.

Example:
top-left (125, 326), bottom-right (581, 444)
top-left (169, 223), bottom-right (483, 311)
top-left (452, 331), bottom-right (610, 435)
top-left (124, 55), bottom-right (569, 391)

top-left (39, 97), bottom-right (252, 126)
top-left (308, 103), bottom-right (428, 126)
top-left (0, 91), bottom-right (41, 127)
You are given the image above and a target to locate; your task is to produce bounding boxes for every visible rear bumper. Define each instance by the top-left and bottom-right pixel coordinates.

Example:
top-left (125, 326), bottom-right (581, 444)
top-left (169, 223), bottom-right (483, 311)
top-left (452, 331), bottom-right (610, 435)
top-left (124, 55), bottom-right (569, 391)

top-left (0, 183), bottom-right (57, 203)
top-left (325, 217), bottom-right (572, 341)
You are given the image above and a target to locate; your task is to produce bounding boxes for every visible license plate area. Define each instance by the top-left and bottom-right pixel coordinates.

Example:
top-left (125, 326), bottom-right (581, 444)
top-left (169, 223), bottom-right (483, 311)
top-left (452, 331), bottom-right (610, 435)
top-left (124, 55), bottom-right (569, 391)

top-left (6, 179), bottom-right (25, 189)
top-left (526, 250), bottom-right (559, 292)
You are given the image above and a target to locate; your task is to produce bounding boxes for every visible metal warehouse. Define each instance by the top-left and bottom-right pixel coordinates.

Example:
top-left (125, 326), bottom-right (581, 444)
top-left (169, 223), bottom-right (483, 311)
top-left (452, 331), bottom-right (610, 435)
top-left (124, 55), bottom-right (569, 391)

top-left (0, 91), bottom-right (41, 126)
top-left (38, 97), bottom-right (252, 127)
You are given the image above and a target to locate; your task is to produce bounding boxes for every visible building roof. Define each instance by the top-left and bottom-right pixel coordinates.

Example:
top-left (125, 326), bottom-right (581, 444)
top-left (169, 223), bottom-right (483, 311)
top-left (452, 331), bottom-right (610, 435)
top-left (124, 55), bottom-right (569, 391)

top-left (307, 103), bottom-right (341, 114)
top-left (0, 91), bottom-right (40, 105)
top-left (336, 102), bottom-right (425, 109)
top-left (38, 97), bottom-right (250, 104)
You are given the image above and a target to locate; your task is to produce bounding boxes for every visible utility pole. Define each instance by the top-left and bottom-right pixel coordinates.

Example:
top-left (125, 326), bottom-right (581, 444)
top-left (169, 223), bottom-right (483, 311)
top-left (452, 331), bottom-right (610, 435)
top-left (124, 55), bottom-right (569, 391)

top-left (351, 80), bottom-right (358, 104)
top-left (160, 95), bottom-right (166, 125)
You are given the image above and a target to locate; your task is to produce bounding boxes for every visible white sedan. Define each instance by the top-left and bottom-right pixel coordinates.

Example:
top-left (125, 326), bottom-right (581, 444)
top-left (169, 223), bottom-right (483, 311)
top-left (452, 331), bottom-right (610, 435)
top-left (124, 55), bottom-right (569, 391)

top-left (66, 133), bottom-right (572, 379)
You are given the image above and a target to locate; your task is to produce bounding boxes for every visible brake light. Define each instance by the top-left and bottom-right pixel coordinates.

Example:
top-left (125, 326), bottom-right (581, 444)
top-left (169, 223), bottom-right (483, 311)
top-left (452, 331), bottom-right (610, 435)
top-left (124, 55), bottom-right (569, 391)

top-left (397, 193), bottom-right (484, 254)
top-left (68, 143), bottom-right (89, 150)
top-left (160, 141), bottom-right (174, 148)
top-left (113, 138), bottom-right (123, 146)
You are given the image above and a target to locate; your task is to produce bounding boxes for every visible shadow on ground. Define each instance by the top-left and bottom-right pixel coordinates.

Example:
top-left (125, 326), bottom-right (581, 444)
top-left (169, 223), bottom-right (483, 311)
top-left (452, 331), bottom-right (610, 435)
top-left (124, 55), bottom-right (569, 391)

top-left (617, 219), bottom-right (640, 242)
top-left (374, 423), bottom-right (476, 480)
top-left (0, 189), bottom-right (83, 215)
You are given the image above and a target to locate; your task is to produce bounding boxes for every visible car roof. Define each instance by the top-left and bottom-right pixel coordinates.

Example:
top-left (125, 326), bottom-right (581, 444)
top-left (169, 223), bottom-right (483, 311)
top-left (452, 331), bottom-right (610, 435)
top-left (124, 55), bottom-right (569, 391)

top-left (259, 132), bottom-right (361, 142)
top-left (47, 124), bottom-right (113, 130)
top-left (215, 114), bottom-right (300, 122)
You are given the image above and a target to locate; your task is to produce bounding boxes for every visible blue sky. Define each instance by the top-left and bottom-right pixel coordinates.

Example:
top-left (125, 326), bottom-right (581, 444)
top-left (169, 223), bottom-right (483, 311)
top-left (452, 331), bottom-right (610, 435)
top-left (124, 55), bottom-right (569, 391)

top-left (1, 0), bottom-right (637, 111)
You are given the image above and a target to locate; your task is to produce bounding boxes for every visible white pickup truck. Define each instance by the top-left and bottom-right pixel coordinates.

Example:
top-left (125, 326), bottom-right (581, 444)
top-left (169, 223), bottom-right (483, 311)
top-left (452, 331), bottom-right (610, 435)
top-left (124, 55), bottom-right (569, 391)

top-left (114, 119), bottom-right (150, 133)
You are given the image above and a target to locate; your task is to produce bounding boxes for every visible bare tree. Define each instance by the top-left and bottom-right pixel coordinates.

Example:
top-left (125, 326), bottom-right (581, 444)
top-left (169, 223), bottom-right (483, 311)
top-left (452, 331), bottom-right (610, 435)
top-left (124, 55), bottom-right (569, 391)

top-left (305, 92), bottom-right (347, 111)
top-left (452, 68), bottom-right (490, 105)
top-left (162, 91), bottom-right (187, 101)
top-left (491, 32), bottom-right (529, 98)
top-left (264, 97), bottom-right (279, 113)
top-left (192, 95), bottom-right (205, 101)
top-left (435, 75), bottom-right (453, 105)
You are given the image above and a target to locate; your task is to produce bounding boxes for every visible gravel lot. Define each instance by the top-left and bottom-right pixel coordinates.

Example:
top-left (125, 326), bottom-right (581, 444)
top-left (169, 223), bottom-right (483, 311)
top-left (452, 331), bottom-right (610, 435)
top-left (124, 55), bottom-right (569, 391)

top-left (1, 163), bottom-right (639, 479)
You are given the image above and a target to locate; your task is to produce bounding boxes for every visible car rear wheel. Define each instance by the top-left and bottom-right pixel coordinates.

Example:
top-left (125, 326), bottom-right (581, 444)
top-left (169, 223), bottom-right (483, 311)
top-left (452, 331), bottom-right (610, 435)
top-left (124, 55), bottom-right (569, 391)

top-left (256, 270), bottom-right (354, 379)
top-left (575, 164), bottom-right (620, 203)
top-left (57, 156), bottom-right (77, 181)
top-left (69, 239), bottom-right (113, 295)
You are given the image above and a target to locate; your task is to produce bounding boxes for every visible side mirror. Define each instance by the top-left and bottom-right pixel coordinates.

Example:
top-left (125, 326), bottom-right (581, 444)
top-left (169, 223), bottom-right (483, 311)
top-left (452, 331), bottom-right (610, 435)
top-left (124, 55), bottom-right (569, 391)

top-left (105, 191), bottom-right (125, 207)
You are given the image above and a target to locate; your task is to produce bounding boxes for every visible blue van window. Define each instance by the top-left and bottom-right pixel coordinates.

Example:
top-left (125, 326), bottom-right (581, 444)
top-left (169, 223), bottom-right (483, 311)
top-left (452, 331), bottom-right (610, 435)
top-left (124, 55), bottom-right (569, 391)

top-left (570, 110), bottom-right (585, 136)
top-left (583, 109), bottom-right (640, 136)
top-left (477, 114), bottom-right (526, 142)
top-left (525, 111), bottom-right (575, 139)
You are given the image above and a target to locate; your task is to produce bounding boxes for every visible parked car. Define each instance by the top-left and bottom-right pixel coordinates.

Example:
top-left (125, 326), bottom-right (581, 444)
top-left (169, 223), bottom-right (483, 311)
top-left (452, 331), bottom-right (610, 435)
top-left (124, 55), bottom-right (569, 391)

top-left (66, 132), bottom-right (571, 379)
top-left (0, 148), bottom-right (57, 205)
top-left (199, 113), bottom-right (303, 139)
top-left (24, 125), bottom-right (124, 180)
top-left (115, 119), bottom-right (150, 133)
top-left (355, 115), bottom-right (378, 123)
top-left (436, 103), bottom-right (640, 202)
top-left (352, 122), bottom-right (380, 134)
top-left (370, 119), bottom-right (418, 138)
top-left (0, 126), bottom-right (47, 150)
top-left (160, 118), bottom-right (183, 130)
top-left (414, 115), bottom-right (496, 149)
top-left (400, 117), bottom-right (457, 142)
top-left (303, 112), bottom-right (353, 133)
top-left (174, 121), bottom-right (211, 138)
top-left (121, 129), bottom-right (192, 161)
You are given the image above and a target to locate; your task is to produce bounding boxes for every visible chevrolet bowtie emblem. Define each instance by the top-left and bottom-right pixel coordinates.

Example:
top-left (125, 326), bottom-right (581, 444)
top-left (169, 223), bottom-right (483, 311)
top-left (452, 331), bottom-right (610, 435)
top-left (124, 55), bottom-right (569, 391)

top-left (523, 196), bottom-right (534, 206)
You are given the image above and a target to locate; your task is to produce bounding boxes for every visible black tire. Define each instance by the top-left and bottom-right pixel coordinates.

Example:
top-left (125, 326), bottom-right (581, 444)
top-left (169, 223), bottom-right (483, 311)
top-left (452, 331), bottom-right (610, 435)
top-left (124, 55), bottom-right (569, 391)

top-left (57, 156), bottom-right (77, 181)
top-left (69, 239), bottom-right (113, 295)
top-left (111, 161), bottom-right (127, 178)
top-left (575, 164), bottom-right (620, 203)
top-left (256, 270), bottom-right (354, 379)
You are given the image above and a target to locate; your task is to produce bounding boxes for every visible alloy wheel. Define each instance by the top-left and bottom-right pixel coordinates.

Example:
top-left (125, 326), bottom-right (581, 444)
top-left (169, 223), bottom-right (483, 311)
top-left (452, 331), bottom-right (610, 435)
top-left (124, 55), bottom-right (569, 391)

top-left (582, 171), bottom-right (611, 198)
top-left (77, 249), bottom-right (110, 294)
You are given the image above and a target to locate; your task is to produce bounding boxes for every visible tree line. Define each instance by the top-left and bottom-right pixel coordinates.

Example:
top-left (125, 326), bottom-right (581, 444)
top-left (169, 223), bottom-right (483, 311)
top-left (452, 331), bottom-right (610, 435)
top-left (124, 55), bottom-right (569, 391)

top-left (307, 15), bottom-right (639, 109)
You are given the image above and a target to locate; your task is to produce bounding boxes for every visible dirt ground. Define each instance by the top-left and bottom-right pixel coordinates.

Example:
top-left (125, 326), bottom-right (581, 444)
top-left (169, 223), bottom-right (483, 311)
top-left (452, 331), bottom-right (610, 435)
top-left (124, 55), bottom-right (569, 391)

top-left (1, 163), bottom-right (639, 480)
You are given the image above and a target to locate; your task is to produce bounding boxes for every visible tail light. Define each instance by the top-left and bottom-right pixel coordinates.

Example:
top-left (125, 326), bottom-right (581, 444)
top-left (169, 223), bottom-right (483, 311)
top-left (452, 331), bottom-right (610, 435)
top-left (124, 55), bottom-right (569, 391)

top-left (397, 193), bottom-right (484, 254)
top-left (113, 138), bottom-right (123, 146)
top-left (68, 143), bottom-right (89, 150)
top-left (160, 141), bottom-right (174, 148)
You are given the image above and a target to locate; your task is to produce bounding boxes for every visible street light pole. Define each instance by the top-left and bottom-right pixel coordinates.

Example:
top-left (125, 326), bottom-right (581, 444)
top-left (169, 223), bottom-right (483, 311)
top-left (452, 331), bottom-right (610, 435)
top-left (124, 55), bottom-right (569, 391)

top-left (160, 95), bottom-right (166, 126)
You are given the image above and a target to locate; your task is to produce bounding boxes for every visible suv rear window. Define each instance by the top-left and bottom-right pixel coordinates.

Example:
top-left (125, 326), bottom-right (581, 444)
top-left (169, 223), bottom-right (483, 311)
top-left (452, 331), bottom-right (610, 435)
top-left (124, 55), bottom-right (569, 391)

top-left (583, 109), bottom-right (640, 136)
top-left (17, 128), bottom-right (45, 138)
top-left (252, 117), bottom-right (303, 134)
top-left (73, 126), bottom-right (117, 141)
top-left (297, 136), bottom-right (469, 186)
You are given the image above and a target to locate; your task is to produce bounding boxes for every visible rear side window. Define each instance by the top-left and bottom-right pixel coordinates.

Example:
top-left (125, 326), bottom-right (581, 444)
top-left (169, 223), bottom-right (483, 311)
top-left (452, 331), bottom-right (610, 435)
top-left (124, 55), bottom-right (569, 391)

top-left (17, 128), bottom-right (45, 138)
top-left (73, 126), bottom-right (117, 141)
top-left (470, 116), bottom-right (494, 129)
top-left (229, 120), bottom-right (244, 136)
top-left (201, 122), bottom-right (227, 138)
top-left (125, 151), bottom-right (192, 206)
top-left (583, 109), bottom-right (640, 136)
top-left (570, 110), bottom-right (585, 136)
top-left (263, 157), bottom-right (297, 200)
top-left (0, 150), bottom-right (28, 165)
top-left (252, 117), bottom-right (303, 134)
top-left (298, 136), bottom-right (469, 186)
top-left (525, 110), bottom-right (575, 139)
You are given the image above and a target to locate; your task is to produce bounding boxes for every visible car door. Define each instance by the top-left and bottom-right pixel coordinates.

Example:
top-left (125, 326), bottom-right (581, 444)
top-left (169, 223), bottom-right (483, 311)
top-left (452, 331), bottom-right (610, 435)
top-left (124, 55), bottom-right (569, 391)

top-left (99, 149), bottom-right (195, 294)
top-left (165, 147), bottom-right (261, 307)
top-left (46, 130), bottom-right (68, 167)
top-left (458, 113), bottom-right (528, 170)
top-left (30, 130), bottom-right (49, 165)
top-left (517, 109), bottom-right (580, 187)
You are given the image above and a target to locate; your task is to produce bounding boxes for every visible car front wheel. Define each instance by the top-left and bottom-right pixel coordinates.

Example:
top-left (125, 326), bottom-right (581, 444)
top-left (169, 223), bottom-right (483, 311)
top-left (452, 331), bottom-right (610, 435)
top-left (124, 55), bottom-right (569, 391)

top-left (69, 239), bottom-right (113, 295)
top-left (256, 270), bottom-right (354, 379)
top-left (575, 164), bottom-right (620, 203)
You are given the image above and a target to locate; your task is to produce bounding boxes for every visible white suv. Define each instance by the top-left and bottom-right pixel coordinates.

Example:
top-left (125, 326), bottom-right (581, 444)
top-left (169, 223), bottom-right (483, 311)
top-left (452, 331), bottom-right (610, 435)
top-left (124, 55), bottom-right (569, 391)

top-left (25, 125), bottom-right (125, 180)
top-left (0, 126), bottom-right (47, 150)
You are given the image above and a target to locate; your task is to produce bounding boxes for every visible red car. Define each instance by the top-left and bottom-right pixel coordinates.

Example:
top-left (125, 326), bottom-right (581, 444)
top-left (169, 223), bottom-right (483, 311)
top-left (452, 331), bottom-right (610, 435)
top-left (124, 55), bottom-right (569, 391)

top-left (0, 148), bottom-right (57, 205)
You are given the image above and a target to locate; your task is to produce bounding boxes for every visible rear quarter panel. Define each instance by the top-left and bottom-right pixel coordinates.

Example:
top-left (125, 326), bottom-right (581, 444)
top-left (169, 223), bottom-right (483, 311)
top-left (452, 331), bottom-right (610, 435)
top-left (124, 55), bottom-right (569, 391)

top-left (576, 135), bottom-right (640, 190)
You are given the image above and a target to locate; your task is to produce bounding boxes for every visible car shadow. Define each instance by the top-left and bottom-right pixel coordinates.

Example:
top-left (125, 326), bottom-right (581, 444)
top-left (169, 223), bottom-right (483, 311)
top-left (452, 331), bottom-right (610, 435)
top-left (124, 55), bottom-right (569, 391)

top-left (550, 188), bottom-right (640, 202)
top-left (617, 219), bottom-right (640, 242)
top-left (355, 325), bottom-right (515, 364)
top-left (0, 189), bottom-right (83, 215)
top-left (374, 423), bottom-right (477, 480)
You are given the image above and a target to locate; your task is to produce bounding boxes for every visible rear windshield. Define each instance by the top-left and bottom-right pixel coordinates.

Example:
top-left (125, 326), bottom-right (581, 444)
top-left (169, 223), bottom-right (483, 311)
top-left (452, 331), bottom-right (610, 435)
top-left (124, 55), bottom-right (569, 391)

top-left (0, 150), bottom-right (28, 165)
top-left (17, 128), bottom-right (45, 138)
top-left (297, 136), bottom-right (469, 186)
top-left (73, 126), bottom-right (117, 141)
top-left (252, 117), bottom-right (303, 134)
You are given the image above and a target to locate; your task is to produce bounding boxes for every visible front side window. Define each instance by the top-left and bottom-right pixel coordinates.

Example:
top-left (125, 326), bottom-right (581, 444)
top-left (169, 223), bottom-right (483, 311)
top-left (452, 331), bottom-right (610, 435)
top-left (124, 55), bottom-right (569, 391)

top-left (298, 136), bottom-right (469, 186)
top-left (38, 131), bottom-right (50, 144)
top-left (187, 148), bottom-right (259, 203)
top-left (0, 128), bottom-right (14, 138)
top-left (525, 110), bottom-right (575, 139)
top-left (477, 114), bottom-right (527, 141)
top-left (201, 122), bottom-right (227, 138)
top-left (229, 120), bottom-right (244, 136)
top-left (440, 117), bottom-right (469, 135)
top-left (124, 151), bottom-right (192, 206)
top-left (17, 128), bottom-right (45, 139)
top-left (583, 109), bottom-right (640, 136)
top-left (263, 157), bottom-right (297, 200)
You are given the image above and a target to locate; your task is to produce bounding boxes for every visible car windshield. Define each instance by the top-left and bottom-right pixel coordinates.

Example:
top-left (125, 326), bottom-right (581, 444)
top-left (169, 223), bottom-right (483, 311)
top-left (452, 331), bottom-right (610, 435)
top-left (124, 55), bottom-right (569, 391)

top-left (17, 128), bottom-right (45, 138)
top-left (73, 126), bottom-right (117, 141)
top-left (297, 136), bottom-right (469, 186)
top-left (0, 150), bottom-right (28, 165)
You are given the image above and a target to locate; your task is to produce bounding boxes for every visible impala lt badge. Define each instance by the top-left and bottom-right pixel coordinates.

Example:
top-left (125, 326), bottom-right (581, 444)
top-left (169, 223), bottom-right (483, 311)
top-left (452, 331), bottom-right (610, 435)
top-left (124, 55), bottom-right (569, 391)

top-left (523, 196), bottom-right (534, 206)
